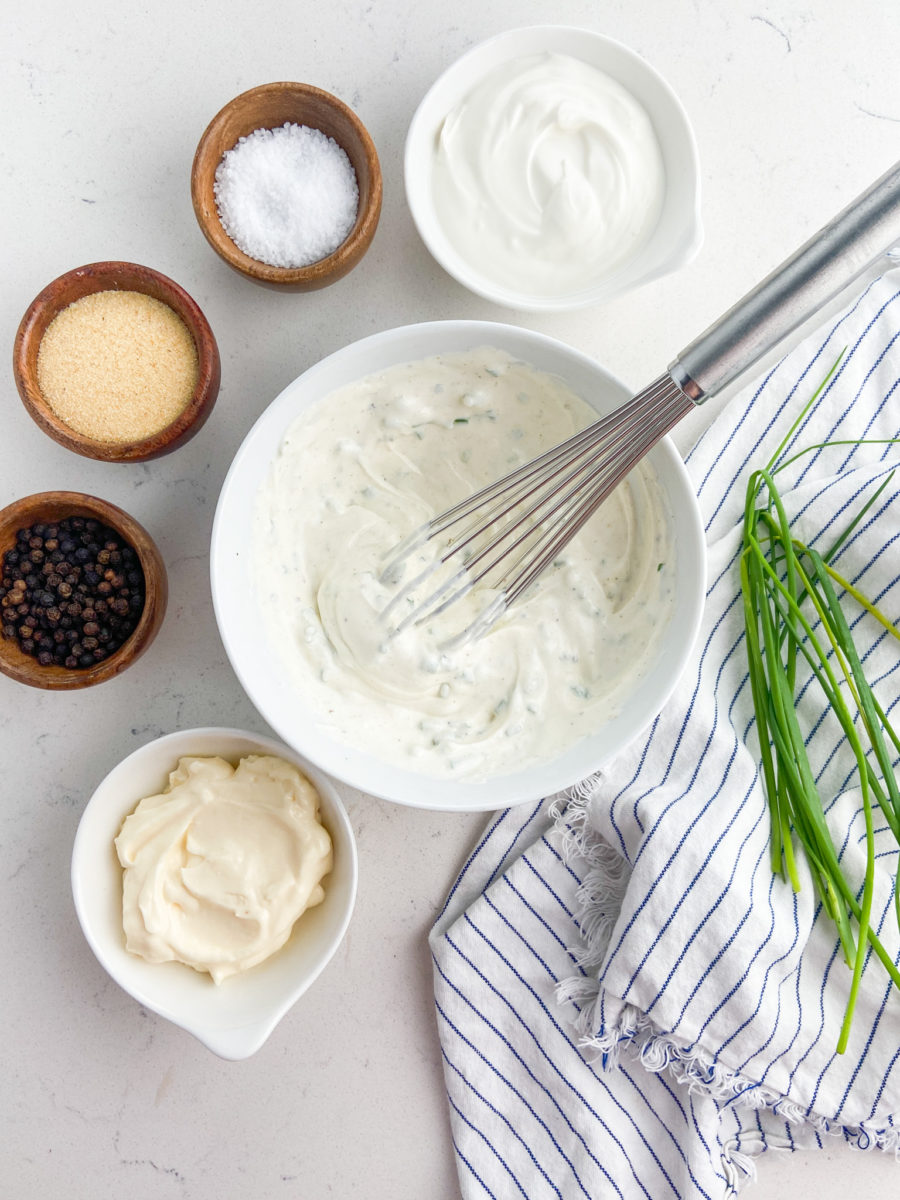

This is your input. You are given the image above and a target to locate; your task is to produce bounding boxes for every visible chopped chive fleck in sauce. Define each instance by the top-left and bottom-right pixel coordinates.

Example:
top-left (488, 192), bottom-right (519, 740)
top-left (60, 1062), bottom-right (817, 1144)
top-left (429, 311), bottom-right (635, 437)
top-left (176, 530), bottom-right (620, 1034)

top-left (255, 347), bottom-right (675, 780)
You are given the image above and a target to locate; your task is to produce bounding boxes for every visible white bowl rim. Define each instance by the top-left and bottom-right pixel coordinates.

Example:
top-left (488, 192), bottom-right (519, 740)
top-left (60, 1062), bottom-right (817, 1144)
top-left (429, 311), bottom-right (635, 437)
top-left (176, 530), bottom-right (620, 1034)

top-left (404, 23), bottom-right (703, 312)
top-left (71, 725), bottom-right (358, 1060)
top-left (210, 319), bottom-right (707, 812)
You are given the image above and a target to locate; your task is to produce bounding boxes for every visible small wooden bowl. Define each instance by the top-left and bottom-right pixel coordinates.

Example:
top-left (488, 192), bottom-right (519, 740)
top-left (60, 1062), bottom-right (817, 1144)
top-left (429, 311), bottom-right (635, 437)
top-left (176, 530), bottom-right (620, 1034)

top-left (13, 261), bottom-right (221, 463)
top-left (0, 492), bottom-right (168, 691)
top-left (191, 81), bottom-right (382, 290)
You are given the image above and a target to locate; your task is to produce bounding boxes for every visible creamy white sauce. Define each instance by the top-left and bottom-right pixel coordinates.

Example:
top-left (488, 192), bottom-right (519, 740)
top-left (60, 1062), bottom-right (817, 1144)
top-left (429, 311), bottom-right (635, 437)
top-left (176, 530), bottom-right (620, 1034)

top-left (431, 52), bottom-right (665, 298)
top-left (254, 348), bottom-right (676, 779)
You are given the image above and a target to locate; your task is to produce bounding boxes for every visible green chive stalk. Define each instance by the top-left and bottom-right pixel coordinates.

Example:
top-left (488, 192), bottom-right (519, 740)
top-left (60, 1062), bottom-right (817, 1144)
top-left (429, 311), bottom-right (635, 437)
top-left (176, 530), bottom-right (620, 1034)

top-left (740, 359), bottom-right (900, 1052)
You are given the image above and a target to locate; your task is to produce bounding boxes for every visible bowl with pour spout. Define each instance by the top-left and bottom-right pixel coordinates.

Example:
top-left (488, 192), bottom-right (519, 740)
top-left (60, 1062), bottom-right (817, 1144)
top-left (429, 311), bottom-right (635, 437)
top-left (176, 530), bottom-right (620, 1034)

top-left (404, 25), bottom-right (703, 311)
top-left (71, 726), bottom-right (358, 1059)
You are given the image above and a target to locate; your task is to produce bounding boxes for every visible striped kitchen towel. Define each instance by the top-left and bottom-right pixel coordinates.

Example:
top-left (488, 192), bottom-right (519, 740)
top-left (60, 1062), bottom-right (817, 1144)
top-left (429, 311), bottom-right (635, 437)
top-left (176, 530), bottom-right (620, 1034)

top-left (431, 272), bottom-right (900, 1199)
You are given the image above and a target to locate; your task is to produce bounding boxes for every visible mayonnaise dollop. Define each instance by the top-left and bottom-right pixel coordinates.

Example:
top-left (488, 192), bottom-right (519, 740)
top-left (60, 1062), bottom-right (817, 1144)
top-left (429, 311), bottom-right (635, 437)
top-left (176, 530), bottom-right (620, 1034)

top-left (115, 755), bottom-right (332, 983)
top-left (431, 52), bottom-right (665, 297)
top-left (254, 348), bottom-right (676, 779)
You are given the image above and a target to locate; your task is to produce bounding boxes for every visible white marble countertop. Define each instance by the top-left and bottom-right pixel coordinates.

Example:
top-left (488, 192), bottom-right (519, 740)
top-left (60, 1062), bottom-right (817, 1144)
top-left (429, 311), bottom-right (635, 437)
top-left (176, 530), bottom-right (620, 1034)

top-left (3, 1), bottom-right (899, 1196)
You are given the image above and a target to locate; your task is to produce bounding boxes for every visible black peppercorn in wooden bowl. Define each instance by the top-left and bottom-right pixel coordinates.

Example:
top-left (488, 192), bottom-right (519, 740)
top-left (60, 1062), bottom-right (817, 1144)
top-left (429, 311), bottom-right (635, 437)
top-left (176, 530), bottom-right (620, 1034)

top-left (0, 492), bottom-right (167, 690)
top-left (13, 261), bottom-right (220, 462)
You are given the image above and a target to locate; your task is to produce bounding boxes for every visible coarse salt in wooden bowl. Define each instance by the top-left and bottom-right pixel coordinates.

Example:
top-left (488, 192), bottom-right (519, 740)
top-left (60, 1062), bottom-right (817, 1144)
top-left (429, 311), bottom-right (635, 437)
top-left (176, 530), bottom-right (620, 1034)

top-left (191, 81), bottom-right (382, 290)
top-left (0, 492), bottom-right (167, 691)
top-left (13, 261), bottom-right (221, 463)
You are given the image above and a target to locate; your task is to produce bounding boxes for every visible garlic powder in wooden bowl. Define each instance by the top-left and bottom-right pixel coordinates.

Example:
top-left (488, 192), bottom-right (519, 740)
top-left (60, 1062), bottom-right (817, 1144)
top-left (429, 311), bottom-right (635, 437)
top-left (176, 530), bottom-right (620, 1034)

top-left (36, 290), bottom-right (199, 444)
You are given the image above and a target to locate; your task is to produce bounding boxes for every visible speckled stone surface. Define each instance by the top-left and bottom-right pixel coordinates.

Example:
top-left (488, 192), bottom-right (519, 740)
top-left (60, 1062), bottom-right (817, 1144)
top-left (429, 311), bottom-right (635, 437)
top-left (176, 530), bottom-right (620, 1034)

top-left (3, 1), bottom-right (899, 1196)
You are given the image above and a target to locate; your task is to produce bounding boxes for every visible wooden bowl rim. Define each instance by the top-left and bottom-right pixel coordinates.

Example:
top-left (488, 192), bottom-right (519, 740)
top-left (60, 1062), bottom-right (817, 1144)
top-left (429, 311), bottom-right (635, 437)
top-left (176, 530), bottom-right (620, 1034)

top-left (190, 80), bottom-right (383, 286)
top-left (0, 490), bottom-right (168, 690)
top-left (12, 260), bottom-right (221, 462)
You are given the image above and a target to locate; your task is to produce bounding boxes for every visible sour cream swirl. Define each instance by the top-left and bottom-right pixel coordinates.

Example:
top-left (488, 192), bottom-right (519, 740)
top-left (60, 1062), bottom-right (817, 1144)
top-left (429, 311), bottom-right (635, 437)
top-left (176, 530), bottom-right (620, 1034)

top-left (432, 52), bottom-right (666, 298)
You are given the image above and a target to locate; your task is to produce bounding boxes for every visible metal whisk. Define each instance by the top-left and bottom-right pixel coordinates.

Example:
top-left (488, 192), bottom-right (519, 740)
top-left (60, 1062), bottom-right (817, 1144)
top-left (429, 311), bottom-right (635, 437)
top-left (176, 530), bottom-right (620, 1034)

top-left (382, 161), bottom-right (900, 648)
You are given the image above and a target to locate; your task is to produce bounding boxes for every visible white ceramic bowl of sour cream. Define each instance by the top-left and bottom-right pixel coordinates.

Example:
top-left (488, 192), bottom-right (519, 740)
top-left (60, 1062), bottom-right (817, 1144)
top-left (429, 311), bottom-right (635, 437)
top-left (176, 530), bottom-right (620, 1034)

top-left (71, 726), bottom-right (357, 1060)
top-left (404, 25), bottom-right (703, 311)
top-left (211, 320), bottom-right (706, 812)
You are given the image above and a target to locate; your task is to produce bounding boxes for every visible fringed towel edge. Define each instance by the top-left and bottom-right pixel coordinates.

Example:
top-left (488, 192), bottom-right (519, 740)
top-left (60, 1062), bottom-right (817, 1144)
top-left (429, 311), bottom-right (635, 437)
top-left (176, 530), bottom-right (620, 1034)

top-left (552, 785), bottom-right (900, 1164)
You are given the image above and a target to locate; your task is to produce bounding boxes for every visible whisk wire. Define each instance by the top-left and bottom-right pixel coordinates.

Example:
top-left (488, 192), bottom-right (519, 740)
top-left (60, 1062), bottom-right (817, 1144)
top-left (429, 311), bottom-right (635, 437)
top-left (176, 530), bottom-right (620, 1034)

top-left (380, 373), bottom-right (694, 647)
top-left (504, 383), bottom-right (693, 607)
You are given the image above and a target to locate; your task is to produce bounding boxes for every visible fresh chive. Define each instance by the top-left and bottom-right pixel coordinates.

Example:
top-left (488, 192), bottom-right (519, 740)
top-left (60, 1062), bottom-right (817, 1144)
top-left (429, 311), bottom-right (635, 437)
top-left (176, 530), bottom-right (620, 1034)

top-left (740, 363), bottom-right (900, 1050)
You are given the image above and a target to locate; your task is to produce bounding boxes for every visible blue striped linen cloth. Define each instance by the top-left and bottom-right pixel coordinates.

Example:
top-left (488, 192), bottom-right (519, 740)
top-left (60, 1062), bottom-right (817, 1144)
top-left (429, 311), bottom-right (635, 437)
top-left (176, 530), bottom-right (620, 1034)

top-left (430, 272), bottom-right (900, 1199)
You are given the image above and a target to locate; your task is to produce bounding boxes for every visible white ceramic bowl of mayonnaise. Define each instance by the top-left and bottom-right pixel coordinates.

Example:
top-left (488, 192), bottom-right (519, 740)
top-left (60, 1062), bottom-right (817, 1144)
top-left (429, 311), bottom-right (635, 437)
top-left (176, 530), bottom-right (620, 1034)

top-left (71, 726), bottom-right (357, 1060)
top-left (211, 320), bottom-right (706, 812)
top-left (404, 25), bottom-right (702, 311)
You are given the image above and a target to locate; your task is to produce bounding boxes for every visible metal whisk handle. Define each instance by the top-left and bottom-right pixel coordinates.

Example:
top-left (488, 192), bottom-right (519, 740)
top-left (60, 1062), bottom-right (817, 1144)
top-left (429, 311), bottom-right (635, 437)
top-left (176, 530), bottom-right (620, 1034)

top-left (670, 160), bottom-right (900, 404)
